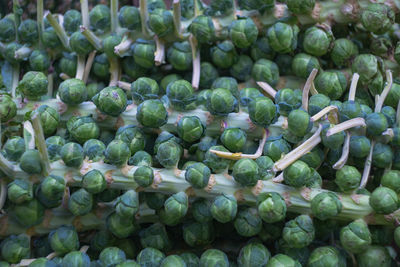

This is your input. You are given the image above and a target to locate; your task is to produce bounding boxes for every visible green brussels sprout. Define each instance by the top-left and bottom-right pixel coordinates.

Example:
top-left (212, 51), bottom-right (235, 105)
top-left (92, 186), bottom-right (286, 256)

top-left (211, 77), bottom-right (239, 98)
top-left (232, 158), bottom-right (259, 186)
top-left (275, 54), bottom-right (294, 75)
top-left (291, 53), bottom-right (320, 79)
top-left (62, 251), bottom-right (90, 267)
top-left (287, 0), bottom-right (315, 14)
top-left (365, 112), bottom-right (388, 136)
top-left (87, 82), bottom-right (104, 101)
top-left (370, 36), bottom-right (392, 57)
top-left (156, 140), bottom-right (182, 168)
top-left (180, 253), bottom-right (199, 267)
top-left (57, 53), bottom-right (77, 77)
top-left (139, 223), bottom-right (171, 251)
top-left (210, 194), bottom-right (237, 223)
top-left (40, 175), bottom-right (65, 201)
top-left (134, 166), bottom-right (154, 187)
top-left (263, 136), bottom-right (291, 161)
top-left (370, 226), bottom-right (394, 245)
top-left (160, 255), bottom-right (186, 267)
top-left (89, 4), bottom-right (111, 34)
top-left (115, 190), bottom-right (139, 219)
top-left (177, 116), bottom-right (205, 143)
top-left (384, 82), bottom-right (400, 108)
top-left (7, 179), bottom-right (33, 204)
top-left (308, 94), bottom-right (330, 116)
top-left (283, 215), bottom-right (315, 248)
top-left (234, 207), bottom-right (262, 237)
top-left (229, 18), bottom-right (258, 48)
top-left (207, 0), bottom-right (233, 16)
top-left (45, 136), bottom-right (65, 161)
top-left (210, 40), bottom-right (238, 69)
top-left (107, 212), bottom-right (138, 238)
top-left (330, 38), bottom-right (359, 67)
top-left (20, 149), bottom-right (42, 174)
top-left (103, 34), bottom-right (122, 58)
top-left (17, 71), bottom-right (48, 100)
top-left (183, 221), bottom-right (215, 247)
top-left (2, 136), bottom-right (25, 162)
top-left (69, 32), bottom-right (94, 56)
top-left (311, 192), bottom-right (342, 220)
top-left (381, 170), bottom-right (400, 193)
top-left (303, 26), bottom-right (333, 56)
top-left (339, 100), bottom-right (362, 122)
top-left (321, 124), bottom-right (345, 150)
top-left (144, 192), bottom-right (167, 210)
top-left (340, 219), bottom-right (371, 254)
top-left (372, 142), bottom-right (393, 168)
top-left (67, 116), bottom-right (99, 144)
top-left (99, 247), bottom-right (126, 267)
top-left (83, 139), bottom-right (106, 161)
top-left (237, 0), bottom-right (274, 11)
top-left (149, 9), bottom-right (173, 37)
top-left (166, 80), bottom-right (196, 110)
top-left (267, 22), bottom-right (299, 53)
top-left (160, 74), bottom-right (182, 94)
top-left (104, 139), bottom-right (131, 166)
top-left (252, 59), bottom-right (279, 86)
top-left (60, 142), bottom-right (84, 167)
top-left (153, 131), bottom-right (182, 154)
top-left (299, 147), bottom-right (323, 169)
top-left (137, 99), bottom-right (168, 128)
top-left (129, 151), bottom-right (152, 167)
top-left (220, 128), bottom-right (246, 153)
top-left (199, 61), bottom-right (219, 88)
top-left (29, 50), bottom-right (50, 72)
top-left (92, 53), bottom-right (110, 80)
top-left (250, 37), bottom-right (275, 61)
top-left (335, 165), bottom-right (361, 192)
top-left (189, 15), bottom-right (215, 44)
top-left (2, 42), bottom-right (22, 64)
top-left (35, 105), bottom-right (60, 137)
top-left (29, 258), bottom-right (58, 267)
top-left (81, 169), bottom-right (106, 194)
top-left (356, 246), bottom-right (391, 267)
top-left (92, 86), bottom-right (127, 117)
top-left (0, 16), bottom-right (15, 42)
top-left (131, 39), bottom-right (156, 69)
top-left (266, 254), bottom-right (301, 267)
top-left (349, 136), bottom-right (371, 158)
top-left (11, 198), bottom-right (44, 227)
top-left (283, 160), bottom-right (311, 188)
top-left (49, 226), bottom-right (79, 255)
top-left (206, 88), bottom-right (238, 116)
top-left (352, 54), bottom-right (379, 84)
top-left (287, 109), bottom-right (312, 137)
top-left (167, 41), bottom-right (192, 71)
top-left (248, 96), bottom-right (276, 127)
top-left (115, 125), bottom-right (147, 155)
top-left (237, 242), bottom-right (270, 267)
top-left (239, 88), bottom-right (262, 107)
top-left (122, 57), bottom-right (147, 80)
top-left (63, 10), bottom-right (82, 34)
top-left (314, 71), bottom-right (347, 100)
top-left (159, 192), bottom-right (189, 226)
top-left (256, 156), bottom-right (275, 180)
top-left (275, 88), bottom-right (301, 116)
top-left (118, 6), bottom-right (141, 30)
top-left (230, 55), bottom-right (253, 81)
top-left (18, 19), bottom-right (38, 44)
top-left (0, 234), bottom-right (30, 264)
top-left (198, 249), bottom-right (229, 267)
top-left (307, 246), bottom-right (345, 267)
top-left (370, 186), bottom-right (398, 214)
top-left (204, 145), bottom-right (231, 173)
top-left (68, 188), bottom-right (93, 216)
top-left (361, 3), bottom-right (394, 34)
top-left (395, 227), bottom-right (400, 247)
top-left (58, 78), bottom-right (87, 105)
top-left (185, 162), bottom-right (211, 189)
top-left (381, 106), bottom-right (396, 127)
top-left (137, 248), bottom-right (166, 267)
top-left (257, 192), bottom-right (286, 223)
top-left (192, 198), bottom-right (213, 223)
top-left (0, 93), bottom-right (17, 122)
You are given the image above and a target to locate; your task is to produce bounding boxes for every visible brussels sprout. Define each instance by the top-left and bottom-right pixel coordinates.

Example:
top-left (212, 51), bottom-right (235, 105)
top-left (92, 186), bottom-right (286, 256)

top-left (210, 40), bottom-right (238, 69)
top-left (180, 253), bottom-right (200, 267)
top-left (144, 192), bottom-right (166, 210)
top-left (160, 74), bottom-right (182, 94)
top-left (356, 246), bottom-right (392, 267)
top-left (80, 169), bottom-right (106, 194)
top-left (204, 145), bottom-right (231, 173)
top-left (334, 165), bottom-right (361, 192)
top-left (92, 53), bottom-right (110, 80)
top-left (199, 62), bottom-right (219, 88)
top-left (330, 38), bottom-right (359, 67)
top-left (63, 10), bottom-right (82, 34)
top-left (29, 50), bottom-right (50, 72)
top-left (369, 186), bottom-right (398, 214)
top-left (339, 100), bottom-right (362, 122)
top-left (263, 136), bottom-right (291, 161)
top-left (321, 124), bottom-right (345, 150)
top-left (0, 16), bottom-right (15, 42)
top-left (339, 219), bottom-right (371, 254)
top-left (381, 106), bottom-right (395, 128)
top-left (67, 116), bottom-right (99, 144)
top-left (45, 136), bottom-right (65, 162)
top-left (0, 234), bottom-right (30, 264)
top-left (137, 99), bottom-right (168, 128)
top-left (160, 255), bottom-right (186, 267)
top-left (307, 246), bottom-right (345, 267)
top-left (49, 226), bottom-right (79, 255)
top-left (82, 139), bottom-right (105, 162)
top-left (311, 192), bottom-right (342, 220)
top-left (183, 221), bottom-right (215, 247)
top-left (395, 227), bottom-right (400, 247)
top-left (29, 258), bottom-right (58, 267)
top-left (206, 88), bottom-right (238, 116)
top-left (348, 136), bottom-right (371, 158)
top-left (7, 179), bottom-right (33, 204)
top-left (257, 192), bottom-right (286, 223)
top-left (303, 26), bottom-right (333, 56)
top-left (234, 207), bottom-right (262, 237)
top-left (283, 215), bottom-right (315, 248)
top-left (104, 139), bottom-right (131, 166)
top-left (361, 3), bottom-right (394, 34)
top-left (283, 160), bottom-right (311, 188)
top-left (2, 136), bottom-right (25, 162)
top-left (238, 0), bottom-right (274, 11)
top-left (68, 188), bottom-right (93, 216)
top-left (17, 71), bottom-right (48, 100)
top-left (166, 80), bottom-right (196, 110)
top-left (62, 251), bottom-right (90, 267)
top-left (131, 39), bottom-right (156, 69)
top-left (39, 175), bottom-right (65, 201)
top-left (10, 198), bottom-right (44, 227)
top-left (352, 54), bottom-right (379, 84)
top-left (158, 191), bottom-right (189, 225)
top-left (0, 93), bottom-right (17, 122)
top-left (237, 242), bottom-right (270, 267)
top-left (156, 140), bottom-right (182, 168)
top-left (370, 226), bottom-right (394, 245)
top-left (267, 22), bottom-right (299, 53)
top-left (60, 142), bottom-right (84, 167)
top-left (192, 198), bottom-right (213, 223)
top-left (107, 212), bottom-right (138, 238)
top-left (287, 109), bottom-right (312, 137)
top-left (99, 247), bottom-right (126, 267)
top-left (314, 71), bottom-right (347, 100)
top-left (292, 53), bottom-right (320, 79)
top-left (230, 55), bottom-right (253, 81)
top-left (252, 59), bottom-right (280, 86)
top-left (250, 37), bottom-right (275, 61)
top-left (114, 190), bottom-right (139, 219)
top-left (149, 9), bottom-right (173, 37)
top-left (299, 147), bottom-right (324, 169)
top-left (118, 6), bottom-right (141, 30)
top-left (137, 248), bottom-right (166, 267)
top-left (372, 142), bottom-right (393, 168)
top-left (210, 194), bottom-right (237, 223)
top-left (232, 158), bottom-right (259, 186)
top-left (89, 4), bottom-right (111, 34)
top-left (86, 83), bottom-right (103, 102)
top-left (116, 125), bottom-right (147, 155)
top-left (129, 151), bottom-right (152, 167)
top-left (122, 57), bottom-right (147, 80)
top-left (365, 112), bottom-right (388, 136)
top-left (309, 94), bottom-right (330, 116)
top-left (229, 18), bottom-right (258, 48)
top-left (34, 105), bottom-right (60, 137)
top-left (287, 0), bottom-right (315, 14)
top-left (184, 162), bottom-right (210, 189)
top-left (69, 32), bottom-right (94, 56)
top-left (92, 86), bottom-right (127, 117)
top-left (275, 88), bottom-right (301, 116)
top-left (177, 116), bottom-right (205, 143)
top-left (219, 128), bottom-right (247, 153)
top-left (199, 249), bottom-right (229, 267)
top-left (248, 96), bottom-right (276, 127)
top-left (90, 231), bottom-right (115, 253)
top-left (267, 253), bottom-right (301, 267)
top-left (103, 34), bottom-right (122, 58)
top-left (18, 19), bottom-right (38, 44)
top-left (189, 15), bottom-right (215, 44)
top-left (132, 166), bottom-right (153, 187)
top-left (384, 82), bottom-right (400, 108)
top-left (57, 53), bottom-right (77, 77)
top-left (167, 41), bottom-right (192, 71)
top-left (211, 77), bottom-right (239, 98)
top-left (380, 170), bottom-right (400, 193)
top-left (255, 156), bottom-right (275, 180)
top-left (139, 223), bottom-right (171, 251)
top-left (239, 88), bottom-right (262, 107)
top-left (19, 149), bottom-right (42, 174)
top-left (58, 78), bottom-right (87, 105)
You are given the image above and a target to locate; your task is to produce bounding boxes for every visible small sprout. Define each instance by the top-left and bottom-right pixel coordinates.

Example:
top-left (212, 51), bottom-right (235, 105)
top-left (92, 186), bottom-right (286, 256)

top-left (149, 9), bottom-right (174, 37)
top-left (0, 93), bottom-right (17, 122)
top-left (256, 156), bottom-right (275, 180)
top-left (7, 179), bottom-right (33, 204)
top-left (239, 88), bottom-right (263, 107)
top-left (58, 78), bottom-right (87, 105)
top-left (381, 170), bottom-right (400, 193)
top-left (139, 223), bottom-right (171, 251)
top-left (352, 54), bottom-right (379, 84)
top-left (57, 53), bottom-right (78, 78)
top-left (248, 96), bottom-right (276, 127)
top-left (137, 99), bottom-right (168, 128)
top-left (189, 15), bottom-right (215, 44)
top-left (365, 112), bottom-right (388, 136)
top-left (340, 219), bottom-right (371, 254)
top-left (308, 94), bottom-right (330, 116)
top-left (17, 71), bottom-right (48, 100)
top-left (185, 162), bottom-right (210, 189)
top-left (103, 34), bottom-right (122, 58)
top-left (266, 22), bottom-right (299, 53)
top-left (2, 136), bottom-right (25, 162)
top-left (292, 53), bottom-right (320, 79)
top-left (229, 18), bottom-right (259, 49)
top-left (210, 40), bottom-right (238, 69)
top-left (192, 198), bottom-right (213, 223)
top-left (49, 226), bottom-right (79, 255)
top-left (107, 212), bottom-right (138, 238)
top-left (263, 136), bottom-right (291, 162)
top-left (131, 39), bottom-right (156, 69)
top-left (251, 37), bottom-right (275, 61)
top-left (206, 88), bottom-right (238, 116)
top-left (232, 158), bottom-right (259, 187)
top-left (29, 50), bottom-right (50, 72)
top-left (70, 32), bottom-right (94, 56)
top-left (0, 16), bottom-right (15, 42)
top-left (40, 175), bottom-right (65, 201)
top-left (134, 166), bottom-right (154, 187)
top-left (116, 125), bottom-right (147, 155)
top-left (283, 215), bottom-right (315, 248)
top-left (339, 101), bottom-right (362, 122)
top-left (62, 251), bottom-right (91, 267)
top-left (287, 0), bottom-right (315, 14)
top-left (167, 80), bottom-right (196, 111)
top-left (167, 41), bottom-right (192, 71)
top-left (156, 140), bottom-right (182, 168)
top-left (234, 207), bottom-right (262, 237)
top-left (287, 109), bottom-right (312, 137)
top-left (300, 147), bottom-right (324, 169)
top-left (18, 19), bottom-right (38, 44)
top-left (349, 136), bottom-right (371, 158)
top-left (307, 246), bottom-right (346, 267)
top-left (372, 142), bottom-right (393, 168)
top-left (210, 194), bottom-right (237, 223)
top-left (200, 62), bottom-right (219, 89)
top-left (129, 151), bottom-right (152, 167)
top-left (252, 59), bottom-right (280, 87)
top-left (267, 254), bottom-right (301, 267)
top-left (92, 86), bottom-right (127, 117)
top-left (160, 74), bottom-right (182, 94)
top-left (230, 55), bottom-right (253, 82)
top-left (182, 221), bottom-right (215, 247)
top-left (330, 38), bottom-right (359, 67)
top-left (35, 105), bottom-right (60, 137)
top-left (204, 145), bottom-right (231, 173)
top-left (238, 243), bottom-right (270, 267)
top-left (199, 249), bottom-right (229, 267)
top-left (137, 248), bottom-right (165, 267)
top-left (46, 136), bottom-right (65, 162)
top-left (159, 192), bottom-right (189, 226)
top-left (283, 160), bottom-right (311, 188)
top-left (311, 192), bottom-right (342, 220)
top-left (89, 4), bottom-right (111, 34)
top-left (275, 88), bottom-right (302, 116)
top-left (104, 139), bottom-right (131, 167)
top-left (335, 165), bottom-right (361, 192)
top-left (99, 247), bottom-right (126, 267)
top-left (20, 149), bottom-right (42, 174)
top-left (63, 10), bottom-right (82, 34)
top-left (68, 188), bottom-right (93, 216)
top-left (369, 186), bottom-right (399, 214)
top-left (220, 128), bottom-right (247, 153)
top-left (3, 42), bottom-right (22, 64)
top-left (82, 169), bottom-right (106, 194)
top-left (0, 234), bottom-right (30, 264)
top-left (314, 71), bottom-right (347, 100)
top-left (361, 3), bottom-right (394, 34)
top-left (303, 26), bottom-right (333, 56)
top-left (118, 6), bottom-right (141, 30)
top-left (60, 142), bottom-right (84, 167)
top-left (177, 116), bottom-right (205, 143)
top-left (257, 192), bottom-right (286, 223)
top-left (83, 139), bottom-right (106, 162)
top-left (92, 53), bottom-right (110, 80)
top-left (356, 246), bottom-right (392, 267)
top-left (115, 190), bottom-right (139, 219)
top-left (322, 124), bottom-right (345, 150)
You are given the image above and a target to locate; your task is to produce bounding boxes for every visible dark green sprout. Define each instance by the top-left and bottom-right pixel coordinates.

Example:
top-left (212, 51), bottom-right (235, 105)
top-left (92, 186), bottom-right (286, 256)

top-left (167, 41), bottom-right (192, 71)
top-left (149, 9), bottom-right (174, 37)
top-left (87, 82), bottom-right (104, 101)
top-left (349, 136), bottom-right (371, 158)
top-left (267, 253), bottom-right (301, 267)
top-left (361, 3), bottom-right (395, 34)
top-left (11, 199), bottom-right (44, 227)
top-left (307, 246), bottom-right (346, 267)
top-left (234, 207), bottom-right (262, 237)
top-left (330, 38), bottom-right (359, 67)
top-left (49, 226), bottom-right (79, 255)
top-left (256, 156), bottom-right (275, 180)
top-left (251, 37), bottom-right (276, 61)
top-left (257, 192), bottom-right (287, 223)
top-left (0, 234), bottom-right (30, 264)
top-left (314, 71), bottom-right (347, 100)
top-left (299, 147), bottom-right (324, 169)
top-left (381, 106), bottom-right (396, 127)
top-left (287, 109), bottom-right (312, 137)
top-left (58, 78), bottom-right (87, 105)
top-left (0, 93), bottom-right (17, 122)
top-left (381, 170), bottom-right (400, 193)
top-left (334, 165), bottom-right (361, 192)
top-left (239, 87), bottom-right (263, 107)
top-left (275, 54), bottom-right (294, 75)
top-left (282, 215), bottom-right (315, 248)
top-left (46, 136), bottom-right (65, 161)
top-left (200, 62), bottom-right (219, 88)
top-left (17, 71), bottom-right (48, 100)
top-left (252, 59), bottom-right (280, 86)
top-left (129, 151), bottom-right (153, 167)
top-left (220, 128), bottom-right (247, 152)
top-left (177, 116), bottom-right (205, 143)
top-left (18, 19), bottom-right (38, 44)
top-left (81, 169), bottom-right (106, 194)
top-left (70, 31), bottom-right (94, 56)
top-left (107, 212), bottom-right (138, 238)
top-left (160, 74), bottom-right (182, 94)
top-left (283, 160), bottom-right (311, 188)
top-left (291, 53), bottom-right (320, 79)
top-left (99, 247), bottom-right (126, 267)
top-left (92, 53), bottom-right (110, 80)
top-left (62, 251), bottom-right (90, 267)
top-left (340, 219), bottom-right (371, 254)
top-left (2, 136), bottom-right (25, 162)
top-left (199, 249), bottom-right (229, 267)
top-left (339, 100), bottom-right (362, 122)
top-left (309, 94), bottom-right (330, 116)
top-left (321, 124), bottom-right (345, 150)
top-left (189, 15), bottom-right (215, 44)
top-left (89, 4), bottom-right (111, 34)
top-left (60, 142), bottom-right (84, 167)
top-left (67, 116), bottom-right (100, 144)
top-left (166, 79), bottom-right (196, 110)
top-left (103, 34), bottom-right (122, 58)
top-left (356, 246), bottom-right (392, 267)
top-left (160, 255), bottom-right (186, 267)
top-left (92, 86), bottom-right (127, 117)
top-left (263, 136), bottom-right (291, 161)
top-left (183, 221), bottom-right (215, 247)
top-left (210, 194), bottom-right (237, 223)
top-left (185, 162), bottom-right (210, 189)
top-left (134, 166), bottom-right (154, 187)
top-left (267, 22), bottom-right (299, 53)
top-left (29, 50), bottom-right (50, 72)
top-left (229, 18), bottom-right (259, 48)
top-left (232, 158), bottom-right (260, 186)
top-left (35, 105), bottom-right (59, 137)
top-left (63, 10), bottom-right (82, 34)
top-left (287, 0), bottom-right (315, 14)
top-left (311, 192), bottom-right (342, 220)
top-left (192, 198), bottom-right (213, 223)
top-left (303, 26), bottom-right (333, 56)
top-left (118, 6), bottom-right (141, 30)
top-left (211, 77), bottom-right (239, 98)
top-left (210, 40), bottom-right (238, 69)
top-left (206, 88), bottom-right (238, 116)
top-left (384, 82), bottom-right (400, 108)
top-left (115, 190), bottom-right (139, 219)
top-left (372, 142), bottom-right (393, 168)
top-left (116, 125), bottom-right (147, 155)
top-left (0, 16), bottom-right (15, 42)
top-left (230, 55), bottom-right (254, 81)
top-left (68, 188), bottom-right (93, 216)
top-left (248, 96), bottom-right (276, 127)
top-left (136, 99), bottom-right (168, 128)
top-left (7, 179), bottom-right (33, 204)
top-left (57, 53), bottom-right (77, 77)
top-left (137, 248), bottom-right (166, 267)
top-left (275, 88), bottom-right (302, 116)
top-left (207, 0), bottom-right (233, 16)
top-left (83, 139), bottom-right (106, 161)
top-left (238, 242), bottom-right (271, 267)
top-left (365, 112), bottom-right (388, 136)
top-left (204, 145), bottom-right (231, 173)
top-left (352, 54), bottom-right (379, 84)
top-left (104, 139), bottom-right (131, 166)
top-left (369, 186), bottom-right (398, 214)
top-left (139, 223), bottom-right (171, 251)
top-left (159, 192), bottom-right (189, 226)
top-left (156, 140), bottom-right (182, 168)
top-left (40, 175), bottom-right (65, 202)
top-left (19, 149), bottom-right (42, 174)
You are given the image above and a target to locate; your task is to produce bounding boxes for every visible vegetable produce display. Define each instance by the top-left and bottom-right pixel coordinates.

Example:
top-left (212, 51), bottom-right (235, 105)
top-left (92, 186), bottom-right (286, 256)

top-left (2, 0), bottom-right (400, 266)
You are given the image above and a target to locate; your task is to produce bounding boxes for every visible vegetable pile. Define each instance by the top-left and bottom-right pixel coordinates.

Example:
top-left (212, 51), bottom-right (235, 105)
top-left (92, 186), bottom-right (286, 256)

top-left (2, 0), bottom-right (400, 266)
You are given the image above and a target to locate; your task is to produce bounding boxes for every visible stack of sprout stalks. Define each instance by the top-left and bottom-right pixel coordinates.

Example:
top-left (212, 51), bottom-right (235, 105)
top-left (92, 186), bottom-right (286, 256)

top-left (3, 0), bottom-right (400, 266)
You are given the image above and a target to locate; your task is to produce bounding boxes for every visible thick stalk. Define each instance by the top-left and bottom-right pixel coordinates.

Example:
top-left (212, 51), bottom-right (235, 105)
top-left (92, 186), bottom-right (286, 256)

top-left (189, 35), bottom-right (200, 90)
top-left (31, 113), bottom-right (51, 176)
top-left (326, 118), bottom-right (366, 136)
top-left (37, 0), bottom-right (44, 49)
top-left (80, 26), bottom-right (103, 50)
top-left (75, 55), bottom-right (86, 80)
top-left (23, 121), bottom-right (35, 150)
top-left (109, 58), bottom-right (120, 86)
top-left (257, 81), bottom-right (276, 98)
top-left (83, 51), bottom-right (97, 84)
top-left (110, 0), bottom-right (119, 33)
top-left (154, 36), bottom-right (165, 66)
top-left (45, 12), bottom-right (70, 50)
top-left (139, 0), bottom-right (151, 37)
top-left (114, 37), bottom-right (134, 56)
top-left (173, 0), bottom-right (189, 39)
top-left (301, 69), bottom-right (318, 111)
top-left (375, 70), bottom-right (393, 112)
top-left (80, 0), bottom-right (90, 28)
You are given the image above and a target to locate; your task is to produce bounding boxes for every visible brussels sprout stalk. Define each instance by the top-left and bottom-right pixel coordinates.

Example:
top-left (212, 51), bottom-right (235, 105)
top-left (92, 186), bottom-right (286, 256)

top-left (257, 81), bottom-right (277, 98)
top-left (326, 118), bottom-right (366, 136)
top-left (31, 113), bottom-right (51, 176)
top-left (12, 0), bottom-right (21, 41)
top-left (80, 26), bottom-right (103, 50)
top-left (14, 46), bottom-right (32, 60)
top-left (11, 63), bottom-right (20, 98)
top-left (302, 68), bottom-right (318, 111)
top-left (83, 51), bottom-right (97, 83)
top-left (75, 55), bottom-right (86, 80)
top-left (59, 73), bottom-right (71, 80)
top-left (80, 0), bottom-right (90, 28)
top-left (154, 36), bottom-right (165, 66)
top-left (117, 81), bottom-right (131, 91)
top-left (273, 124), bottom-right (323, 172)
top-left (110, 0), bottom-right (119, 33)
top-left (375, 70), bottom-right (393, 112)
top-left (173, 0), bottom-right (189, 39)
top-left (0, 153), bottom-right (15, 177)
top-left (189, 35), bottom-right (200, 89)
top-left (114, 37), bottom-right (133, 56)
top-left (333, 132), bottom-right (351, 169)
top-left (47, 73), bottom-right (54, 97)
top-left (359, 140), bottom-right (375, 189)
top-left (23, 121), bottom-right (35, 149)
top-left (0, 180), bottom-right (6, 210)
top-left (348, 73), bottom-right (359, 101)
top-left (37, 0), bottom-right (44, 48)
top-left (139, 0), bottom-right (152, 38)
top-left (45, 12), bottom-right (70, 49)
top-left (109, 58), bottom-right (120, 86)
top-left (311, 105), bottom-right (338, 123)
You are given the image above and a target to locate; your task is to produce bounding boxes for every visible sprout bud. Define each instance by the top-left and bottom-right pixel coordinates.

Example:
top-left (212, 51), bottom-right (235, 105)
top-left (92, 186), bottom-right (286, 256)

top-left (210, 194), bottom-right (237, 223)
top-left (17, 71), bottom-right (48, 100)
